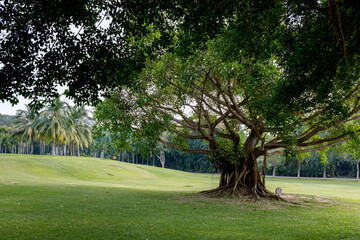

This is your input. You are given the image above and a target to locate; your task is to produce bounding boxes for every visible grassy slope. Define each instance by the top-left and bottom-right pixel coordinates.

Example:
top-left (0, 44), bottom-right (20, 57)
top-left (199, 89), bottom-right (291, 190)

top-left (0, 154), bottom-right (217, 191)
top-left (0, 154), bottom-right (359, 240)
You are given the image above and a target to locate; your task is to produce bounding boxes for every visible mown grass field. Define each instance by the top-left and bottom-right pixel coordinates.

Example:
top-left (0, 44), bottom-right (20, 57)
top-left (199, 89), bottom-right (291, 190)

top-left (0, 154), bottom-right (359, 239)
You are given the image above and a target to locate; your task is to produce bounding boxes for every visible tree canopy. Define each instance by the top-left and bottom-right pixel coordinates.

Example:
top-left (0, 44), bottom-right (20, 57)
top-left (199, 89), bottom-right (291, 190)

top-left (4, 1), bottom-right (360, 107)
top-left (0, 0), bottom-right (239, 108)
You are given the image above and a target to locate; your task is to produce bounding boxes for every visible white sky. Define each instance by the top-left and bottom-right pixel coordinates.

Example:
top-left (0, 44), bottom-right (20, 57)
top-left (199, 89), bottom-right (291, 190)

top-left (0, 96), bottom-right (31, 115)
top-left (0, 96), bottom-right (76, 115)
top-left (0, 85), bottom-right (93, 116)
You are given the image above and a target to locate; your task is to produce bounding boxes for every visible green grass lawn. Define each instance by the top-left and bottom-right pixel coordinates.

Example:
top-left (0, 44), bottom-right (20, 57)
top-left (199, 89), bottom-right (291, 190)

top-left (0, 154), bottom-right (359, 240)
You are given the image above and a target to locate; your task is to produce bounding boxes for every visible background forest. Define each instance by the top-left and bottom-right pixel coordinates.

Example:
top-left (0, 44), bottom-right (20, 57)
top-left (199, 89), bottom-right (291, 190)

top-left (1, 109), bottom-right (358, 179)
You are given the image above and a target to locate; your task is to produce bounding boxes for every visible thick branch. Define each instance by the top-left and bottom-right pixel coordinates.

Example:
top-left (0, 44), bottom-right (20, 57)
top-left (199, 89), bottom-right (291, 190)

top-left (298, 138), bottom-right (349, 153)
top-left (213, 129), bottom-right (235, 139)
top-left (168, 127), bottom-right (204, 140)
top-left (298, 132), bottom-right (349, 147)
top-left (335, 0), bottom-right (347, 62)
top-left (158, 138), bottom-right (211, 155)
top-left (202, 68), bottom-right (252, 127)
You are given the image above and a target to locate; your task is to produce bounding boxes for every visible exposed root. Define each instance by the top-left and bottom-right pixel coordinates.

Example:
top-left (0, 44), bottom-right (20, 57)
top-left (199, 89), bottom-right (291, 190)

top-left (207, 153), bottom-right (284, 200)
top-left (201, 183), bottom-right (281, 200)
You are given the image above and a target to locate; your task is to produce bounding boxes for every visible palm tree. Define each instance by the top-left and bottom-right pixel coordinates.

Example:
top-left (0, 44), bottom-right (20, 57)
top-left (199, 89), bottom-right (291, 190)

top-left (36, 98), bottom-right (72, 155)
top-left (0, 126), bottom-right (11, 153)
top-left (68, 105), bottom-right (92, 156)
top-left (12, 106), bottom-right (38, 154)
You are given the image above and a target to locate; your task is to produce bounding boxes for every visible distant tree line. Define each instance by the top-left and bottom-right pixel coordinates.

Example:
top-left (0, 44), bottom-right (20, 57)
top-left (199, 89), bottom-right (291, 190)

top-left (258, 149), bottom-right (359, 180)
top-left (0, 114), bottom-right (14, 127)
top-left (91, 132), bottom-right (215, 173)
top-left (90, 130), bottom-right (359, 179)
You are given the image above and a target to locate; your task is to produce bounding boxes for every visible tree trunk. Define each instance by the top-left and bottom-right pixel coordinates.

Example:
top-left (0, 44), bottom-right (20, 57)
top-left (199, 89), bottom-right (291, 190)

top-left (77, 144), bottom-right (80, 157)
top-left (297, 160), bottom-right (301, 179)
top-left (64, 143), bottom-right (67, 156)
top-left (272, 165), bottom-right (276, 177)
top-left (157, 151), bottom-right (165, 168)
top-left (323, 164), bottom-right (327, 179)
top-left (262, 155), bottom-right (267, 184)
top-left (356, 159), bottom-right (359, 181)
top-left (52, 138), bottom-right (56, 155)
top-left (203, 153), bottom-right (276, 198)
top-left (30, 135), bottom-right (34, 154)
top-left (202, 129), bottom-right (280, 198)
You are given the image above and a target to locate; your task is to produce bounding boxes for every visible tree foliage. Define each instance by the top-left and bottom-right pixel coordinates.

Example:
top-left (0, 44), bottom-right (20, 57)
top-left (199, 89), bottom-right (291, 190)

top-left (10, 99), bottom-right (92, 156)
top-left (12, 106), bottom-right (38, 154)
top-left (2, 1), bottom-right (360, 108)
top-left (0, 0), bottom-right (240, 108)
top-left (0, 126), bottom-right (11, 153)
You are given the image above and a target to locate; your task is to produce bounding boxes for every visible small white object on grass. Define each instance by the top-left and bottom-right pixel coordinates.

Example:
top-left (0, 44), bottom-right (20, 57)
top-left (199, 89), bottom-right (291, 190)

top-left (275, 187), bottom-right (282, 197)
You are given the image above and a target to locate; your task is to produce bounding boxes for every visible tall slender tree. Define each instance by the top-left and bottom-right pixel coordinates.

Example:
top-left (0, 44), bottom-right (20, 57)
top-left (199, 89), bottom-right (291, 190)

top-left (0, 126), bottom-right (11, 153)
top-left (12, 106), bottom-right (38, 154)
top-left (36, 98), bottom-right (72, 155)
top-left (68, 105), bottom-right (92, 156)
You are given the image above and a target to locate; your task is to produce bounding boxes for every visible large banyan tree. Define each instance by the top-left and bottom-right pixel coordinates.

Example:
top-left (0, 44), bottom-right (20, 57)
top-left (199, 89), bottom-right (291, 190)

top-left (92, 1), bottom-right (360, 198)
top-left (95, 34), bottom-right (360, 197)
